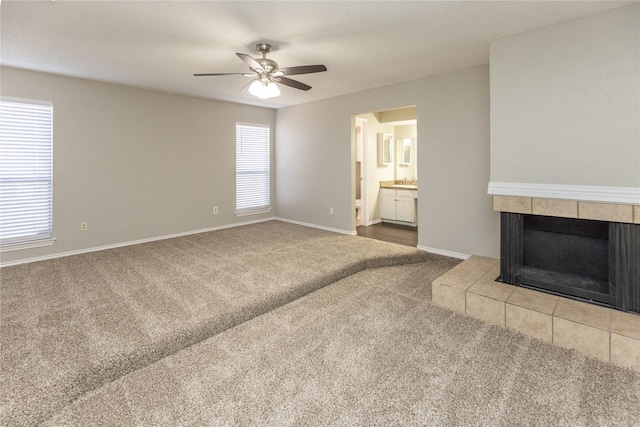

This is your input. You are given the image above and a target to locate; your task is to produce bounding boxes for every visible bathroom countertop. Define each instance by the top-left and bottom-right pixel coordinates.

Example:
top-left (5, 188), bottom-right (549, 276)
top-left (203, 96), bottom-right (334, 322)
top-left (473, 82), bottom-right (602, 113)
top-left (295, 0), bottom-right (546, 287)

top-left (380, 180), bottom-right (418, 190)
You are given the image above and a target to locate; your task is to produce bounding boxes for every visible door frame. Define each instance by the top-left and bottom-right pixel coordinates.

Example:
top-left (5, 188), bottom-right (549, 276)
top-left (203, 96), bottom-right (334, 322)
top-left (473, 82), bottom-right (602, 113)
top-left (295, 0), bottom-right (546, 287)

top-left (355, 117), bottom-right (368, 227)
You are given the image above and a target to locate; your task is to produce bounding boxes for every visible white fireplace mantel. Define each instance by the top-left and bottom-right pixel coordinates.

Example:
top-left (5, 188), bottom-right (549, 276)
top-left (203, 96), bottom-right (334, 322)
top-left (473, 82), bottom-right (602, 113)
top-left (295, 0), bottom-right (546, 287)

top-left (488, 182), bottom-right (640, 205)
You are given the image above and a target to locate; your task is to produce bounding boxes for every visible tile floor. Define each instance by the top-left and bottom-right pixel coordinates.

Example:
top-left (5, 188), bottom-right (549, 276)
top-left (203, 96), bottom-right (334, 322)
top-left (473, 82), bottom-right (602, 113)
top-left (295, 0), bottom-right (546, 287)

top-left (432, 256), bottom-right (640, 372)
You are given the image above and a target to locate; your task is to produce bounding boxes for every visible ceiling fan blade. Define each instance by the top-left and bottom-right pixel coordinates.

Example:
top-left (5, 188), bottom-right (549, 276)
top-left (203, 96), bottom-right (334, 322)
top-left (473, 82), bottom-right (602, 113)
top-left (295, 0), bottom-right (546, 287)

top-left (279, 65), bottom-right (327, 75)
top-left (236, 53), bottom-right (264, 72)
top-left (193, 73), bottom-right (248, 76)
top-left (276, 77), bottom-right (312, 91)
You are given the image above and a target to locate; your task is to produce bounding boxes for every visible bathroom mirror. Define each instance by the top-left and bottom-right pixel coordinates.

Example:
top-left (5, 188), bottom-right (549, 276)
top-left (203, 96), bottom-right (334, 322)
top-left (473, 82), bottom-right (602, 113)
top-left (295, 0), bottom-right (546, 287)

top-left (400, 138), bottom-right (412, 165)
top-left (378, 133), bottom-right (393, 166)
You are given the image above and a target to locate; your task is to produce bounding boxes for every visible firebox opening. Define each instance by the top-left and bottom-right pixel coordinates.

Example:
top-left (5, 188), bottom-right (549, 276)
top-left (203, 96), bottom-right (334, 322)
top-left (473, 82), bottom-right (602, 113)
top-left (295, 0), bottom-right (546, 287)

top-left (523, 215), bottom-right (609, 283)
top-left (520, 215), bottom-right (612, 305)
top-left (500, 213), bottom-right (615, 307)
top-left (500, 211), bottom-right (639, 314)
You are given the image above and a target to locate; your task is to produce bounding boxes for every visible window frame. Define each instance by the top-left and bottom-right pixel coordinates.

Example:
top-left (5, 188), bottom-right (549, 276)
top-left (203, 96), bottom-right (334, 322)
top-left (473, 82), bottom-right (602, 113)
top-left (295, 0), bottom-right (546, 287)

top-left (0, 97), bottom-right (55, 252)
top-left (235, 122), bottom-right (272, 216)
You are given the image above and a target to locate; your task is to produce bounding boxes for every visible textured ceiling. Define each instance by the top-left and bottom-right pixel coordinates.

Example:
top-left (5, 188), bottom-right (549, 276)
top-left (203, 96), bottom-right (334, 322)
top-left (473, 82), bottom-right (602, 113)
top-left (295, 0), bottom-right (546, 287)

top-left (1, 1), bottom-right (634, 109)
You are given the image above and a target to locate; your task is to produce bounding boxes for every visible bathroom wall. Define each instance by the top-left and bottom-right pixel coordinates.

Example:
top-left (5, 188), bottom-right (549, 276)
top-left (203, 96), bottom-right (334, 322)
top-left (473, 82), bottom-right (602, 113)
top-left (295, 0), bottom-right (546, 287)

top-left (357, 113), bottom-right (395, 225)
top-left (394, 124), bottom-right (417, 182)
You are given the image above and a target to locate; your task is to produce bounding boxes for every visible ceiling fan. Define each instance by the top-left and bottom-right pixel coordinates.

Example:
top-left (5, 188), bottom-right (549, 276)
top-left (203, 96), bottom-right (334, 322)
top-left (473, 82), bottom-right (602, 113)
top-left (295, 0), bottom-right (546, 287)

top-left (194, 43), bottom-right (327, 99)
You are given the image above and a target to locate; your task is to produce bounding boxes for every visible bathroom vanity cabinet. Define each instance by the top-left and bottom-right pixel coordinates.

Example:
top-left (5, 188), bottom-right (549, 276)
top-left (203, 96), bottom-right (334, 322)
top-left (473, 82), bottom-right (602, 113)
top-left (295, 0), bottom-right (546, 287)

top-left (380, 188), bottom-right (417, 225)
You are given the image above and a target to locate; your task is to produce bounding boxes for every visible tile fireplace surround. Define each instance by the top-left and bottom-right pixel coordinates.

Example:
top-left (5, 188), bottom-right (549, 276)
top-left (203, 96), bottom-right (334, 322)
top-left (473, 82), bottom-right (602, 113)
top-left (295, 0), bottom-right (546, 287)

top-left (432, 195), bottom-right (640, 373)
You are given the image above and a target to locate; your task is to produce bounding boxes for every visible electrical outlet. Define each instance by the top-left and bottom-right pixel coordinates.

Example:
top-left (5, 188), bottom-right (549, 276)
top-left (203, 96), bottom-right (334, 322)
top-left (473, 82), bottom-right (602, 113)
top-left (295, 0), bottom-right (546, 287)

top-left (213, 206), bottom-right (219, 214)
top-left (80, 222), bottom-right (88, 231)
top-left (329, 207), bottom-right (334, 215)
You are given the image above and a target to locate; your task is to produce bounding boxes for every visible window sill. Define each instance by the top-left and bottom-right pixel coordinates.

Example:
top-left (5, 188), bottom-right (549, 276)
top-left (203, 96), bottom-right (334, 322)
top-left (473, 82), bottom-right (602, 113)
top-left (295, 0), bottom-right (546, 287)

top-left (1, 237), bottom-right (56, 253)
top-left (235, 207), bottom-right (272, 217)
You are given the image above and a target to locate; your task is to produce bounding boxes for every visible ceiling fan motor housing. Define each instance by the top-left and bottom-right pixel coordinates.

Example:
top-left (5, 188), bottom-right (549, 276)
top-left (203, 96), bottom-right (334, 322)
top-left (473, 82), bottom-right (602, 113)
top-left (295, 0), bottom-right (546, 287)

top-left (255, 44), bottom-right (277, 72)
top-left (256, 58), bottom-right (278, 73)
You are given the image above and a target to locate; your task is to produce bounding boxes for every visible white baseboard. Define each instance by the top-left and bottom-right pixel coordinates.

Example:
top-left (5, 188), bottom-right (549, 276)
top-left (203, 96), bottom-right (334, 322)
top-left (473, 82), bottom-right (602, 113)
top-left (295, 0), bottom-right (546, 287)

top-left (488, 182), bottom-right (640, 205)
top-left (275, 217), bottom-right (355, 235)
top-left (417, 245), bottom-right (470, 260)
top-left (380, 219), bottom-right (417, 227)
top-left (1, 217), bottom-right (277, 268)
top-left (2, 217), bottom-right (469, 267)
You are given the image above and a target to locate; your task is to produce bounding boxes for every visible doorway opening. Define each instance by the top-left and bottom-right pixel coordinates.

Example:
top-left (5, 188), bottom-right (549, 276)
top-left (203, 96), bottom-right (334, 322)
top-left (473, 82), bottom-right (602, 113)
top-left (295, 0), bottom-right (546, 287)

top-left (353, 106), bottom-right (418, 245)
top-left (355, 118), bottom-right (366, 227)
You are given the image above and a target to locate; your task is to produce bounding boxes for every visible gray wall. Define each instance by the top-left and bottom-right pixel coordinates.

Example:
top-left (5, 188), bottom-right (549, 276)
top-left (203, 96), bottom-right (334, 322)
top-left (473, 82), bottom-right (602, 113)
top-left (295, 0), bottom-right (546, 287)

top-left (276, 65), bottom-right (499, 258)
top-left (1, 67), bottom-right (276, 264)
top-left (3, 64), bottom-right (498, 263)
top-left (8, 4), bottom-right (636, 265)
top-left (419, 66), bottom-right (495, 257)
top-left (490, 4), bottom-right (639, 188)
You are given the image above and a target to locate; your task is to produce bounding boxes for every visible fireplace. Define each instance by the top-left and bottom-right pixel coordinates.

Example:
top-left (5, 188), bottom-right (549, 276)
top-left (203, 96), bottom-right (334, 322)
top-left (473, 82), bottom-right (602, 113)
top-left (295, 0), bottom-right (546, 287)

top-left (499, 212), bottom-right (640, 314)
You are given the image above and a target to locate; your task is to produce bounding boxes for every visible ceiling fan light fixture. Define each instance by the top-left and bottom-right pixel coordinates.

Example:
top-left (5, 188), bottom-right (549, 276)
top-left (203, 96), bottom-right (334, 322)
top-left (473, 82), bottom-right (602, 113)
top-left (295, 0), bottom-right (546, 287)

top-left (248, 79), bottom-right (281, 99)
top-left (249, 80), bottom-right (280, 99)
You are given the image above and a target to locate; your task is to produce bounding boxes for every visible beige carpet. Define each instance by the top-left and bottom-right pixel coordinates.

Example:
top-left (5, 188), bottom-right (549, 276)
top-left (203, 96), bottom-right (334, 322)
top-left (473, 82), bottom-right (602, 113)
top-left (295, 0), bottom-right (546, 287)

top-left (43, 262), bottom-right (640, 426)
top-left (1, 221), bottom-right (434, 426)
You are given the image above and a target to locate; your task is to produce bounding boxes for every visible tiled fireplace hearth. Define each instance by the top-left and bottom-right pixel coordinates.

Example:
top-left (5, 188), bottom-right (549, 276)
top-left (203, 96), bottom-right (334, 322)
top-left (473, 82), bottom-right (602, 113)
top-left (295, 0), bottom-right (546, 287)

top-left (432, 195), bottom-right (640, 372)
top-left (432, 256), bottom-right (640, 371)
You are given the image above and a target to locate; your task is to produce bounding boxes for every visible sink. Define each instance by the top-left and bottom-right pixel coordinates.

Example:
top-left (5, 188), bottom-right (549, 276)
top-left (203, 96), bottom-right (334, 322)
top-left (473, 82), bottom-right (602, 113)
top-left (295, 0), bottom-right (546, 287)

top-left (390, 184), bottom-right (417, 190)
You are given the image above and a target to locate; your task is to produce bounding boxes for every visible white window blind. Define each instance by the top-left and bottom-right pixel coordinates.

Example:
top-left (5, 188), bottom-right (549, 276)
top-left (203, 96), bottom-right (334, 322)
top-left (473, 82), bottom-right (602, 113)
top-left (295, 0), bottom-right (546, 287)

top-left (236, 123), bottom-right (270, 214)
top-left (0, 98), bottom-right (53, 246)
